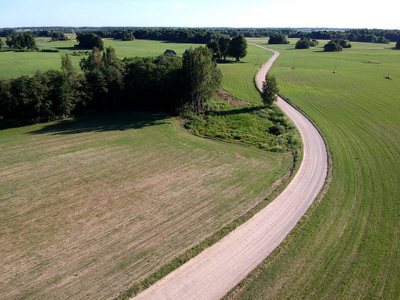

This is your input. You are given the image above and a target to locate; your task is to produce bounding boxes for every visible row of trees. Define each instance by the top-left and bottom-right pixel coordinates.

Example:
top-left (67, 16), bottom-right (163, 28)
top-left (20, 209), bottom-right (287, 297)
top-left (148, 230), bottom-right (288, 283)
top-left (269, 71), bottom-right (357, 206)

top-left (206, 35), bottom-right (248, 61)
top-left (288, 28), bottom-right (399, 43)
top-left (4, 33), bottom-right (38, 51)
top-left (0, 46), bottom-right (222, 128)
top-left (2, 28), bottom-right (399, 48)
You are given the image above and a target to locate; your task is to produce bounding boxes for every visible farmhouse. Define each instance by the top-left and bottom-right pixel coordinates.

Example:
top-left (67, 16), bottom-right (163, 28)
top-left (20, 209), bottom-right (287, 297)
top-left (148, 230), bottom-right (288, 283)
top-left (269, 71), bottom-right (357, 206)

top-left (164, 49), bottom-right (176, 55)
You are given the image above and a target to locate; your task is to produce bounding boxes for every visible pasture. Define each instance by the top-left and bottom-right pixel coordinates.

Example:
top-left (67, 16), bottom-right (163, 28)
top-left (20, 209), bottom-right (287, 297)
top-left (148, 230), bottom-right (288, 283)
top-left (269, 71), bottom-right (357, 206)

top-left (226, 40), bottom-right (400, 299)
top-left (0, 38), bottom-right (201, 78)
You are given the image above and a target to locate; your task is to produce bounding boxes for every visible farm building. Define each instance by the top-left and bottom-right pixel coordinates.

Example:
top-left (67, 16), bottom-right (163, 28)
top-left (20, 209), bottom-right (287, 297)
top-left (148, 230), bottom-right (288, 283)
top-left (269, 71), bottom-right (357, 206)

top-left (164, 49), bottom-right (176, 55)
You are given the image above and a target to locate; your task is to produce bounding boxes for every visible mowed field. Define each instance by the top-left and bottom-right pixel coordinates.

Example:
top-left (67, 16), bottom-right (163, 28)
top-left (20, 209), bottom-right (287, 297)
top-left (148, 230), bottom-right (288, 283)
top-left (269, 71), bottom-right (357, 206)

top-left (0, 38), bottom-right (201, 78)
top-left (226, 40), bottom-right (400, 299)
top-left (0, 111), bottom-right (293, 299)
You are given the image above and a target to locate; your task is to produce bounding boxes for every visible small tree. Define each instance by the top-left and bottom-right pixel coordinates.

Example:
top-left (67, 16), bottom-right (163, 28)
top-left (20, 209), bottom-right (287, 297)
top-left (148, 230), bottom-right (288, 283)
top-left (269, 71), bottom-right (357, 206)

top-left (0, 37), bottom-right (2, 50)
top-left (61, 53), bottom-right (74, 75)
top-left (396, 39), bottom-right (400, 49)
top-left (310, 39), bottom-right (319, 47)
top-left (261, 74), bottom-right (279, 107)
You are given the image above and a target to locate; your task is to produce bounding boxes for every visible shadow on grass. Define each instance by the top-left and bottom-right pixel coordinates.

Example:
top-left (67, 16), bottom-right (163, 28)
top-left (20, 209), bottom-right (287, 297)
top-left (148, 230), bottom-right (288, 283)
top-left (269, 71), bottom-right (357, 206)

top-left (28, 111), bottom-right (170, 135)
top-left (54, 46), bottom-right (88, 51)
top-left (216, 59), bottom-right (247, 64)
top-left (211, 105), bottom-right (264, 117)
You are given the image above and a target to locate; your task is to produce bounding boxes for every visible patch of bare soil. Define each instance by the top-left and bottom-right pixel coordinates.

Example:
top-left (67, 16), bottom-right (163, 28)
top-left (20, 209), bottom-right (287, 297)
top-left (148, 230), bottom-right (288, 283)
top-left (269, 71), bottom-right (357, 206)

top-left (216, 88), bottom-right (249, 105)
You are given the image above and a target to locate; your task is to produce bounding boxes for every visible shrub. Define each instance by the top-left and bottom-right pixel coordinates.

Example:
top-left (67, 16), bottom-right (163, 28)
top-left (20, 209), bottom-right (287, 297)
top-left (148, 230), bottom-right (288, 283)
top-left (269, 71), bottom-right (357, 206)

top-left (324, 41), bottom-right (343, 52)
top-left (295, 37), bottom-right (311, 49)
top-left (268, 33), bottom-right (289, 44)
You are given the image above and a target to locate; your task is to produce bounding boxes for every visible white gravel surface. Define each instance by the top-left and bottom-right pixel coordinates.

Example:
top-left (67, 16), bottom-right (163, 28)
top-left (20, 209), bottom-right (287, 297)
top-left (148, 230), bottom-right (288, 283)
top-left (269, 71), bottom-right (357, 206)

top-left (133, 45), bottom-right (328, 300)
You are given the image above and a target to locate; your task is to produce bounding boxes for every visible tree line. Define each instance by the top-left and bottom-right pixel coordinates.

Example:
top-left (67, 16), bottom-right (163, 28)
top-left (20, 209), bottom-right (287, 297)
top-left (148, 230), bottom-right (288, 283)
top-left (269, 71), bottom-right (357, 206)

top-left (0, 46), bottom-right (222, 129)
top-left (2, 27), bottom-right (399, 46)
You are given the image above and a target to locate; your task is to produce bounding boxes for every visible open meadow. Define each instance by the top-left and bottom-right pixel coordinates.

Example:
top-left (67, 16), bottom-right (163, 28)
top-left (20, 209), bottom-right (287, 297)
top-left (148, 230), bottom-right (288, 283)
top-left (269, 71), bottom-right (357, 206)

top-left (226, 39), bottom-right (400, 299)
top-left (0, 38), bottom-right (201, 78)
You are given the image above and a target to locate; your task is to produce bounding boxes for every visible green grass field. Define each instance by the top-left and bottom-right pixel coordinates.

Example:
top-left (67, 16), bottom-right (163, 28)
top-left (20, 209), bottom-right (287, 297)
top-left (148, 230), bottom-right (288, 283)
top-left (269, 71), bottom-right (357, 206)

top-left (217, 45), bottom-right (273, 104)
top-left (225, 39), bottom-right (400, 299)
top-left (0, 38), bottom-right (201, 78)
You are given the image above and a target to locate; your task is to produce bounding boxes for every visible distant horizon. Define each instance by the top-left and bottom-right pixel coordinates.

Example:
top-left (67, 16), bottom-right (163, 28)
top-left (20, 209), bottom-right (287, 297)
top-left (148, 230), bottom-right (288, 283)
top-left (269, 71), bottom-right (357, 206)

top-left (1, 26), bottom-right (398, 31)
top-left (1, 0), bottom-right (398, 30)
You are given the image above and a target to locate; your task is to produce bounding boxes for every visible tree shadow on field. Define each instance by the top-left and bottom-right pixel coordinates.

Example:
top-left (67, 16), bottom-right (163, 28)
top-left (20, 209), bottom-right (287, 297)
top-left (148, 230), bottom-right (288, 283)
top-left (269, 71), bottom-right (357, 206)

top-left (211, 105), bottom-right (264, 117)
top-left (54, 46), bottom-right (88, 51)
top-left (28, 111), bottom-right (170, 135)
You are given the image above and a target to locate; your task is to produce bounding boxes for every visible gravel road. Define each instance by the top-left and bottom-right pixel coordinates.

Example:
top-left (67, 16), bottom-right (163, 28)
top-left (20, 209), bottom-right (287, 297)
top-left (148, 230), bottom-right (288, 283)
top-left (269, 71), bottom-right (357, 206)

top-left (133, 45), bottom-right (328, 300)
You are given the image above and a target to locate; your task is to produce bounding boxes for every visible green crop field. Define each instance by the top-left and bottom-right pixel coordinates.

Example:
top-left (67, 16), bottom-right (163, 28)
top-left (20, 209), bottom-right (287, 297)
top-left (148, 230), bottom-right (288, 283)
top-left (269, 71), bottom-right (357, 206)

top-left (226, 39), bottom-right (400, 299)
top-left (0, 38), bottom-right (200, 78)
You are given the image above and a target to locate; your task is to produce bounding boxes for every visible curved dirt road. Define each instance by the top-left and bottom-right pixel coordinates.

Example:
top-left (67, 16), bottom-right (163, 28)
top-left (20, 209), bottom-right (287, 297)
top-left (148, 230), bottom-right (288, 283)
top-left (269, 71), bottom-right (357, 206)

top-left (133, 46), bottom-right (328, 300)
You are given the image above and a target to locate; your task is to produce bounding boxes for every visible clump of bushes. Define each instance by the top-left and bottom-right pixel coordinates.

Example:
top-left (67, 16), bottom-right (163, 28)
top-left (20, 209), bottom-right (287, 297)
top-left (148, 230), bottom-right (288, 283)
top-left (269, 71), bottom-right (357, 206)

top-left (295, 37), bottom-right (319, 49)
top-left (268, 33), bottom-right (290, 44)
top-left (324, 38), bottom-right (351, 52)
top-left (185, 97), bottom-right (299, 152)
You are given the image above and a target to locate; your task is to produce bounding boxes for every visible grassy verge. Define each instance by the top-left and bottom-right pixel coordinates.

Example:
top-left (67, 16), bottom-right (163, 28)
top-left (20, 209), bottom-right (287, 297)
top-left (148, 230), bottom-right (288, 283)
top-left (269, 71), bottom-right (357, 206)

top-left (225, 39), bottom-right (400, 299)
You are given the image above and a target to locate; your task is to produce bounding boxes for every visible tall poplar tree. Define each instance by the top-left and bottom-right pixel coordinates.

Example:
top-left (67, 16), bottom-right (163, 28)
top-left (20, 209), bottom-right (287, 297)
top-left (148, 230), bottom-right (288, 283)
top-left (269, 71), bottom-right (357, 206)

top-left (182, 47), bottom-right (222, 114)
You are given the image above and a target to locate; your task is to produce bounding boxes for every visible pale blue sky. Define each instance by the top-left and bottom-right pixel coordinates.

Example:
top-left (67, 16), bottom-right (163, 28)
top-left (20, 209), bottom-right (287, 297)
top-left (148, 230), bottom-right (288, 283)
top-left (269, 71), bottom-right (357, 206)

top-left (1, 0), bottom-right (398, 29)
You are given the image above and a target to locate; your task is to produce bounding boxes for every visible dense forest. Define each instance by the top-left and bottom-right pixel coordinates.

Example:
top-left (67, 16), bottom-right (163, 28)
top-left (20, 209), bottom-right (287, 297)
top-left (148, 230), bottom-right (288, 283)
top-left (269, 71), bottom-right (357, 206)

top-left (0, 46), bottom-right (221, 129)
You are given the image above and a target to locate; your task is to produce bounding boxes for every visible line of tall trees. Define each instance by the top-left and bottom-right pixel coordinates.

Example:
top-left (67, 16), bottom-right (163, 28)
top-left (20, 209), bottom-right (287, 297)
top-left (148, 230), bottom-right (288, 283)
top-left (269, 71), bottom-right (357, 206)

top-left (0, 46), bottom-right (222, 129)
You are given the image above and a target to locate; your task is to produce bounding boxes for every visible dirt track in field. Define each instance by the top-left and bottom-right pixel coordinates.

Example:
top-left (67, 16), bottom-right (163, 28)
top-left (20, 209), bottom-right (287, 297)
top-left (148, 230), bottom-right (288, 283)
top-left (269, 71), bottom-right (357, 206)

top-left (133, 45), bottom-right (328, 300)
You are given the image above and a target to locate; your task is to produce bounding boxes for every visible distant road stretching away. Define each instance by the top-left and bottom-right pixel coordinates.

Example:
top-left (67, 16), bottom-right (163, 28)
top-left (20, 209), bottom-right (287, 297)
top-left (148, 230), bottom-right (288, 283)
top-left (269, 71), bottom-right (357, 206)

top-left (133, 45), bottom-right (328, 300)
